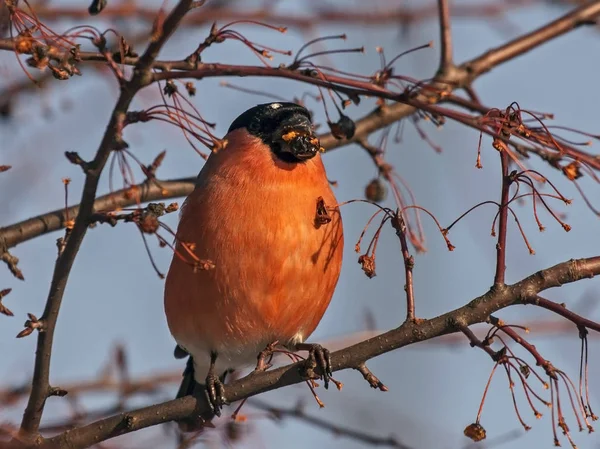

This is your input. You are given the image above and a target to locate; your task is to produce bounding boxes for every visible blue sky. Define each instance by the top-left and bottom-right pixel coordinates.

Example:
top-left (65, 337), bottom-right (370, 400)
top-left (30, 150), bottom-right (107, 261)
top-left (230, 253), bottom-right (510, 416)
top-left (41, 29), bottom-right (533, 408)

top-left (1, 1), bottom-right (599, 448)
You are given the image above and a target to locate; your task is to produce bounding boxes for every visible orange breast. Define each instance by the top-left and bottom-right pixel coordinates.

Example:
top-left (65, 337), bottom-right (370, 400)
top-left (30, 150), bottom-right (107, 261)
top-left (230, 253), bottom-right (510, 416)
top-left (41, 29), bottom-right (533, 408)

top-left (164, 130), bottom-right (343, 360)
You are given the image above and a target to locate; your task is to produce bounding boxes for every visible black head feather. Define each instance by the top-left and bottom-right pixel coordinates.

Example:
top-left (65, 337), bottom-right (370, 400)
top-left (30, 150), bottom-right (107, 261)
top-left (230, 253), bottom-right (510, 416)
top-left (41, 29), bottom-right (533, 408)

top-left (228, 102), bottom-right (320, 163)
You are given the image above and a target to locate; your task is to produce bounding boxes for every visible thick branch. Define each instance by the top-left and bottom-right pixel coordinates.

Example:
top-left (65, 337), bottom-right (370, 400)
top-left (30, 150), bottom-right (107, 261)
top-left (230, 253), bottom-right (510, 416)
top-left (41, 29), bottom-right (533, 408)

top-left (18, 0), bottom-right (195, 439)
top-left (0, 177), bottom-right (196, 251)
top-left (465, 1), bottom-right (600, 77)
top-left (44, 256), bottom-right (600, 449)
top-left (437, 0), bottom-right (454, 73)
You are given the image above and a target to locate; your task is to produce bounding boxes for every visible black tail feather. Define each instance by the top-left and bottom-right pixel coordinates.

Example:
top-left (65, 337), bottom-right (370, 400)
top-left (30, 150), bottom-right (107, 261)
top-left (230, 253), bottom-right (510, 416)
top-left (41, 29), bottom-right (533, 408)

top-left (176, 357), bottom-right (196, 399)
top-left (175, 357), bottom-right (213, 432)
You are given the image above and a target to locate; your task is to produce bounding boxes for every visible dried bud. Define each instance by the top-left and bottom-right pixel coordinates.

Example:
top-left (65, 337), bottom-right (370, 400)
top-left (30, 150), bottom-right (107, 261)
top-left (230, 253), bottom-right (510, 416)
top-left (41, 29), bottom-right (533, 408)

top-left (562, 161), bottom-right (582, 181)
top-left (166, 203), bottom-right (179, 213)
top-left (328, 114), bottom-right (356, 140)
top-left (16, 312), bottom-right (45, 337)
top-left (16, 327), bottom-right (34, 338)
top-left (315, 197), bottom-right (331, 227)
top-left (49, 66), bottom-right (71, 81)
top-left (88, 0), bottom-right (107, 15)
top-left (48, 386), bottom-right (68, 397)
top-left (0, 288), bottom-right (13, 316)
top-left (464, 422), bottom-right (486, 442)
top-left (364, 178), bottom-right (387, 202)
top-left (193, 260), bottom-right (216, 272)
top-left (144, 150), bottom-right (167, 178)
top-left (492, 138), bottom-right (508, 152)
top-left (358, 254), bottom-right (376, 278)
top-left (163, 80), bottom-right (178, 97)
top-left (137, 213), bottom-right (159, 234)
top-left (185, 82), bottom-right (196, 96)
top-left (15, 36), bottom-right (33, 54)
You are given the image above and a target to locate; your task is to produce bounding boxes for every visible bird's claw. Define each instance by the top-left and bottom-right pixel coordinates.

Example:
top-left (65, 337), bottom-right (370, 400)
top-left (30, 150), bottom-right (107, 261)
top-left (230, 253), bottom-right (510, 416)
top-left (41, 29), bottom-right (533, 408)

top-left (205, 372), bottom-right (228, 417)
top-left (299, 343), bottom-right (332, 389)
top-left (255, 341), bottom-right (279, 372)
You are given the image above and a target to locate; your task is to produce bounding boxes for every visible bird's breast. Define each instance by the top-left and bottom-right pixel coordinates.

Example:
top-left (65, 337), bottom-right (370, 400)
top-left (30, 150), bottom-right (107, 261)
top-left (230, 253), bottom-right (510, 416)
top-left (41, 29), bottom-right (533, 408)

top-left (164, 150), bottom-right (343, 368)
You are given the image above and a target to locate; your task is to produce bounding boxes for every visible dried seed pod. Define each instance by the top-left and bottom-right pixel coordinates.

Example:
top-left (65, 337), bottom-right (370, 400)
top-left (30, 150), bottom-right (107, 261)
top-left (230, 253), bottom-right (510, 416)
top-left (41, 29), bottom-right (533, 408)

top-left (365, 178), bottom-right (387, 202)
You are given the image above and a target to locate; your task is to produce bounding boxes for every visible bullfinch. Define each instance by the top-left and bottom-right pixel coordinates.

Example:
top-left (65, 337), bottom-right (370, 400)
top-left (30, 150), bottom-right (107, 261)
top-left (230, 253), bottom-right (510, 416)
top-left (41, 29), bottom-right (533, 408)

top-left (163, 102), bottom-right (344, 427)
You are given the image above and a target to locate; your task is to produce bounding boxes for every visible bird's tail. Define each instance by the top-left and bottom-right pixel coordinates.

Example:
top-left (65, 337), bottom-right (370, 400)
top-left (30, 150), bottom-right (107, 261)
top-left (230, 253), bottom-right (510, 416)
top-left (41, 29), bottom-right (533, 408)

top-left (175, 355), bottom-right (214, 432)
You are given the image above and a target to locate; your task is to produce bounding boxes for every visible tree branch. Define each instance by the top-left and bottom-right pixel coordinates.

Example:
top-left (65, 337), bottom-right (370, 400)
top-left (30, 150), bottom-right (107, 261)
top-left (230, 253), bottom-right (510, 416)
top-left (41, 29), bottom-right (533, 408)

top-left (464, 1), bottom-right (600, 78)
top-left (525, 296), bottom-right (600, 333)
top-left (17, 0), bottom-right (196, 440)
top-left (4, 0), bottom-right (598, 257)
top-left (494, 151), bottom-right (510, 286)
top-left (28, 1), bottom-right (546, 29)
top-left (0, 177), bottom-right (196, 251)
top-left (437, 0), bottom-right (454, 74)
top-left (42, 256), bottom-right (600, 449)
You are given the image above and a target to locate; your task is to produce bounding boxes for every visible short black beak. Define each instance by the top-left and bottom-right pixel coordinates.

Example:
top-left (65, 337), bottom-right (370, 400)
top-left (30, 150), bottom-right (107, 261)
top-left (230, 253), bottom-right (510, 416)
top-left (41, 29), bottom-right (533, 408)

top-left (273, 113), bottom-right (320, 161)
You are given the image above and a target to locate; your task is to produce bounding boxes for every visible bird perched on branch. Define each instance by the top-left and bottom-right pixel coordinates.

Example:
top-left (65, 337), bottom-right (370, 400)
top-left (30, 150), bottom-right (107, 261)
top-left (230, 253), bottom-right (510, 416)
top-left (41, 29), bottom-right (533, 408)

top-left (164, 102), bottom-right (344, 429)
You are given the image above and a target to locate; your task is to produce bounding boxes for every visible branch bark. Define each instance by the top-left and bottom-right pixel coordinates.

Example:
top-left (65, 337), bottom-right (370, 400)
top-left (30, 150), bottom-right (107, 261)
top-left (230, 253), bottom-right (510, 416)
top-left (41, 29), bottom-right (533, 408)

top-left (42, 256), bottom-right (600, 449)
top-left (437, 0), bottom-right (454, 73)
top-left (0, 177), bottom-right (196, 251)
top-left (17, 0), bottom-right (196, 440)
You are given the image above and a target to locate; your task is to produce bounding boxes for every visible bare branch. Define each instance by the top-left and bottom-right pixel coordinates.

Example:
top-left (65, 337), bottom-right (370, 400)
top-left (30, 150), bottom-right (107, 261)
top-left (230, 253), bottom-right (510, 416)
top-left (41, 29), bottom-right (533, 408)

top-left (28, 1), bottom-right (547, 29)
top-left (465, 1), bottom-right (600, 77)
top-left (437, 0), bottom-right (454, 73)
top-left (390, 213), bottom-right (416, 322)
top-left (18, 0), bottom-right (196, 439)
top-left (494, 151), bottom-right (511, 286)
top-left (0, 177), bottom-right (196, 251)
top-left (525, 296), bottom-right (600, 333)
top-left (43, 257), bottom-right (600, 449)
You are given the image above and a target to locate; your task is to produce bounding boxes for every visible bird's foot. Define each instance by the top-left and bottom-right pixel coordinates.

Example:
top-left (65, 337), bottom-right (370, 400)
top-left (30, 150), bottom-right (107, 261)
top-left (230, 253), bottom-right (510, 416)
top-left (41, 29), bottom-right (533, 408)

top-left (205, 372), bottom-right (228, 417)
top-left (296, 343), bottom-right (332, 389)
top-left (255, 340), bottom-right (279, 372)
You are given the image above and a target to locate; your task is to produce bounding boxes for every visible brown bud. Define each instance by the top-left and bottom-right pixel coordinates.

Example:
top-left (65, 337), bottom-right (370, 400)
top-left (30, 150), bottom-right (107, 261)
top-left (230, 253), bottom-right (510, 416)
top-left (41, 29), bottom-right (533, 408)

top-left (315, 197), bottom-right (331, 227)
top-left (328, 114), bottom-right (356, 140)
top-left (137, 214), bottom-right (159, 234)
top-left (464, 422), bottom-right (486, 442)
top-left (358, 254), bottom-right (376, 278)
top-left (562, 161), bottom-right (582, 181)
top-left (365, 178), bottom-right (387, 202)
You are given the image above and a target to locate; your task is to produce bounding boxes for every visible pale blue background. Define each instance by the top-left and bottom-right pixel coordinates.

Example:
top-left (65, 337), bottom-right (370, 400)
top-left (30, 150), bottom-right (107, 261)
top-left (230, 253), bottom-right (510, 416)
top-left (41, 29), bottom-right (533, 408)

top-left (1, 1), bottom-right (599, 448)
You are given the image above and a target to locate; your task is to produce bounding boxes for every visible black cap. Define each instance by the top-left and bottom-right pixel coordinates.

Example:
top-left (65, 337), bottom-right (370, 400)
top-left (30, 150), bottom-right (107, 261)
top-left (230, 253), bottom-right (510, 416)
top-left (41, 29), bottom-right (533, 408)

top-left (228, 102), bottom-right (312, 139)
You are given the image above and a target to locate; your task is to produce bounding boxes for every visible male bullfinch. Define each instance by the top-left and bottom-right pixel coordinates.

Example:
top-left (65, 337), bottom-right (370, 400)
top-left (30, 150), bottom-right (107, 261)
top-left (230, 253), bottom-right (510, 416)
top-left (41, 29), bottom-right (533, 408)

top-left (163, 102), bottom-right (344, 427)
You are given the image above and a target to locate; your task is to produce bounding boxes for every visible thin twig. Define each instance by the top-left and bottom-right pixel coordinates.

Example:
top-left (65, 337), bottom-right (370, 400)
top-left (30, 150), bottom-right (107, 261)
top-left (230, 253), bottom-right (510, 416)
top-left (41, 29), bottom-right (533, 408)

top-left (494, 151), bottom-right (510, 286)
top-left (391, 213), bottom-right (416, 322)
top-left (526, 296), bottom-right (600, 333)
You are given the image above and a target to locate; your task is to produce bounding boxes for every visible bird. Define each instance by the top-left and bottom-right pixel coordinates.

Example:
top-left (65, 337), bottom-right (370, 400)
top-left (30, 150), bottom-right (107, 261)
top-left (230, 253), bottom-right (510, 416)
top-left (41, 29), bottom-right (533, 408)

top-left (163, 102), bottom-right (344, 428)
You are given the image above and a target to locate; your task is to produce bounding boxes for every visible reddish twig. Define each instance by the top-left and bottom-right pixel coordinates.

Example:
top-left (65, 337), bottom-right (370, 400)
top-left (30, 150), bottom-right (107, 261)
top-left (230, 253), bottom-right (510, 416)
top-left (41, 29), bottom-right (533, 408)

top-left (494, 150), bottom-right (511, 286)
top-left (390, 213), bottom-right (416, 322)
top-left (524, 296), bottom-right (600, 333)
